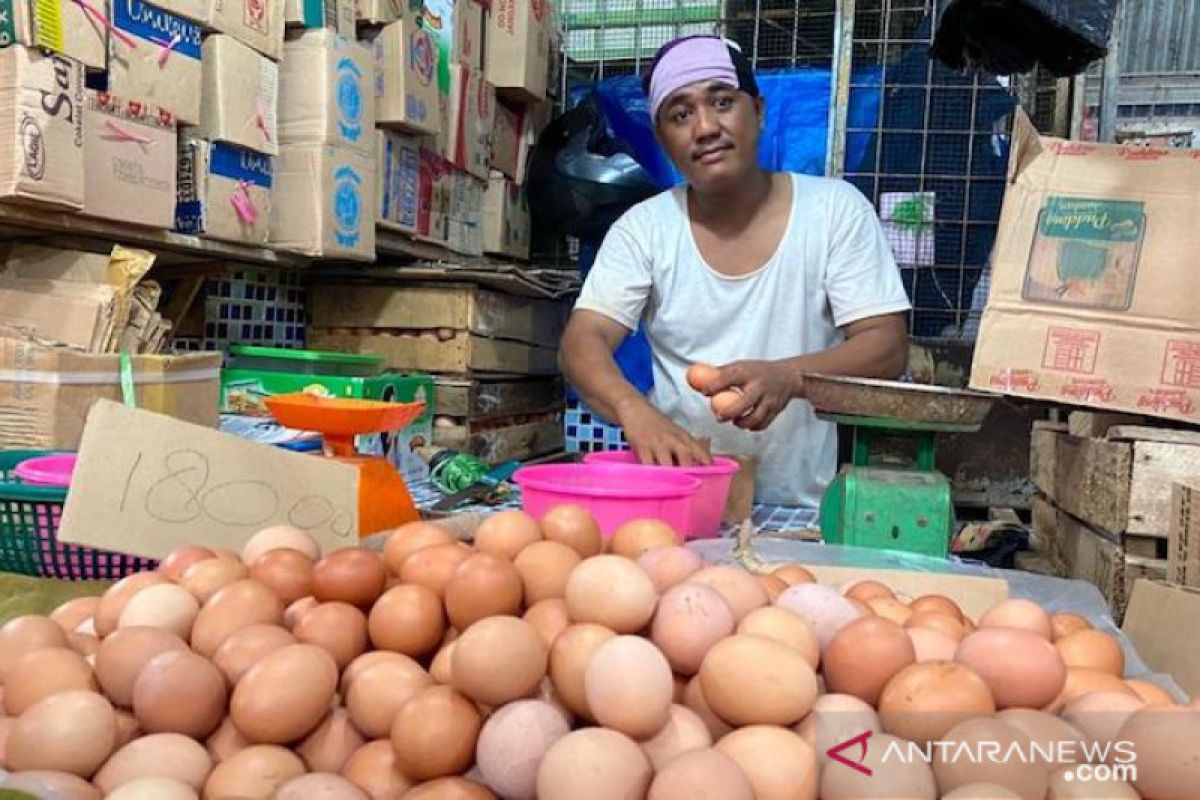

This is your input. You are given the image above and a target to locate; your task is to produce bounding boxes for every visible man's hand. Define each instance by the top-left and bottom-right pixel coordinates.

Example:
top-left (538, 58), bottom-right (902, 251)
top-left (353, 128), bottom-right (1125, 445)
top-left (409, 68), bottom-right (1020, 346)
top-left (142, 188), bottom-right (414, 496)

top-left (617, 396), bottom-right (713, 467)
top-left (703, 360), bottom-right (802, 432)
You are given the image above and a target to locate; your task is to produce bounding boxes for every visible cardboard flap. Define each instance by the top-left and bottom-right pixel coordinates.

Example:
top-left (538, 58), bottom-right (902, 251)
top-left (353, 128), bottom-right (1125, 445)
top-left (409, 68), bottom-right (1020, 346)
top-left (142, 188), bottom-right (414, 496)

top-left (1008, 108), bottom-right (1044, 185)
top-left (1122, 579), bottom-right (1200, 696)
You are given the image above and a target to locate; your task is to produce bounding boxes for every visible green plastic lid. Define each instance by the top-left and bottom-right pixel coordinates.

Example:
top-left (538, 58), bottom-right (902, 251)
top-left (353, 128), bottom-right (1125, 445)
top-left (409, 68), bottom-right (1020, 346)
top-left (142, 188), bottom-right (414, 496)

top-left (227, 345), bottom-right (385, 367)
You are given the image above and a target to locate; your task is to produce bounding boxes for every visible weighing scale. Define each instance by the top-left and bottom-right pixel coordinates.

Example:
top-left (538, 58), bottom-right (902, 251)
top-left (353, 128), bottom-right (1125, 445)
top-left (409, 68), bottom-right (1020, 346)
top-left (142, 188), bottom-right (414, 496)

top-left (264, 394), bottom-right (426, 536)
top-left (805, 375), bottom-right (997, 558)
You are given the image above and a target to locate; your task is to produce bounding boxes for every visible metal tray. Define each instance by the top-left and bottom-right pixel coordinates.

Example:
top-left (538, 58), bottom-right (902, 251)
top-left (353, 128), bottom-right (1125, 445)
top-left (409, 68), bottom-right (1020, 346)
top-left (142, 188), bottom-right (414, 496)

top-left (803, 374), bottom-right (998, 428)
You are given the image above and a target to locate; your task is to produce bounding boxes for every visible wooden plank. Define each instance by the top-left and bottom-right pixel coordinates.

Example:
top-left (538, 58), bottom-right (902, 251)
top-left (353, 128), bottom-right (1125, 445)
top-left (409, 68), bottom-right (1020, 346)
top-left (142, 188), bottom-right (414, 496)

top-left (434, 377), bottom-right (564, 419)
top-left (1030, 494), bottom-right (1065, 572)
top-left (1033, 420), bottom-right (1069, 433)
top-left (1169, 482), bottom-right (1200, 588)
top-left (1109, 425), bottom-right (1200, 447)
top-left (1124, 535), bottom-right (1163, 560)
top-left (1127, 440), bottom-right (1200, 538)
top-left (309, 329), bottom-right (558, 376)
top-left (1068, 411), bottom-right (1144, 439)
top-left (1029, 426), bottom-right (1061, 499)
top-left (432, 418), bottom-right (565, 464)
top-left (1049, 432), bottom-right (1133, 539)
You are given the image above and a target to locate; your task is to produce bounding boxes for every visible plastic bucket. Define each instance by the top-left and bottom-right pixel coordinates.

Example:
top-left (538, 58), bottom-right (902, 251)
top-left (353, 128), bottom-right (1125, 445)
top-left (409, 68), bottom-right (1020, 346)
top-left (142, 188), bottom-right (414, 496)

top-left (583, 450), bottom-right (740, 539)
top-left (513, 463), bottom-right (702, 538)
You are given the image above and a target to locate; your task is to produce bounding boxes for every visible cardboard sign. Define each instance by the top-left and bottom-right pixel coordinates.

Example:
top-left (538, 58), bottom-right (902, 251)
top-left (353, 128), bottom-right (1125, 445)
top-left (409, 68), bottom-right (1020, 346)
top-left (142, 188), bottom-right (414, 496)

top-left (58, 400), bottom-right (360, 559)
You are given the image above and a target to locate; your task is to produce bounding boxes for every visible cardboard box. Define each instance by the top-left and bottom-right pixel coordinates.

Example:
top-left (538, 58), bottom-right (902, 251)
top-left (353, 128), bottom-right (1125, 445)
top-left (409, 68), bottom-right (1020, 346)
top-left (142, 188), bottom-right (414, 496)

top-left (0, 337), bottom-right (220, 450)
top-left (445, 167), bottom-right (482, 255)
top-left (108, 0), bottom-right (203, 125)
top-left (376, 129), bottom-right (420, 233)
top-left (366, 19), bottom-right (439, 135)
top-left (0, 46), bottom-right (85, 210)
top-left (279, 30), bottom-right (373, 154)
top-left (482, 175), bottom-right (530, 259)
top-left (417, 146), bottom-right (453, 241)
top-left (175, 136), bottom-right (273, 244)
top-left (517, 98), bottom-right (550, 182)
top-left (356, 0), bottom-right (403, 24)
top-left (311, 327), bottom-right (559, 375)
top-left (490, 100), bottom-right (522, 179)
top-left (83, 92), bottom-right (178, 227)
top-left (486, 0), bottom-right (551, 103)
top-left (160, 0), bottom-right (285, 59)
top-left (447, 63), bottom-right (493, 179)
top-left (1122, 579), bottom-right (1200, 698)
top-left (270, 144), bottom-right (375, 259)
top-left (4, 0), bottom-right (108, 69)
top-left (196, 35), bottom-right (279, 155)
top-left (971, 111), bottom-right (1200, 425)
top-left (421, 0), bottom-right (453, 93)
top-left (454, 0), bottom-right (484, 69)
top-left (285, 0), bottom-right (356, 35)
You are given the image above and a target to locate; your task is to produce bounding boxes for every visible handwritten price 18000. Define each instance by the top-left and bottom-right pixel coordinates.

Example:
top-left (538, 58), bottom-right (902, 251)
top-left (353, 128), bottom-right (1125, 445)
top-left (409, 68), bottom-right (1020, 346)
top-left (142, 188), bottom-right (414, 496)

top-left (120, 449), bottom-right (354, 538)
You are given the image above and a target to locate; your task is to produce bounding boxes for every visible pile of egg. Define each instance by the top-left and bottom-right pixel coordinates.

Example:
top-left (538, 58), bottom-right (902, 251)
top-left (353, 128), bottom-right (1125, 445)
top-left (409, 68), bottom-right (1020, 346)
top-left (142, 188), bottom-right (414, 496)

top-left (0, 505), bottom-right (1197, 800)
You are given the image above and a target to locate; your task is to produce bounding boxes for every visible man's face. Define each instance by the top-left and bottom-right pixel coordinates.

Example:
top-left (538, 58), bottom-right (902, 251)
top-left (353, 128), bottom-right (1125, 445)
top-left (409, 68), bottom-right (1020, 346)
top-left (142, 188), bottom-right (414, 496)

top-left (656, 81), bottom-right (763, 194)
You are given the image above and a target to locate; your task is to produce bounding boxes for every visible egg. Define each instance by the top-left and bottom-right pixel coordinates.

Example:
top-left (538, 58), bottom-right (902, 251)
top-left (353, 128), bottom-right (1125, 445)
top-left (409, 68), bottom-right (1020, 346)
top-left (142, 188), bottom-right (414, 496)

top-left (979, 598), bottom-right (1053, 640)
top-left (341, 651), bottom-right (413, 694)
top-left (114, 584), bottom-right (199, 641)
top-left (942, 784), bottom-right (1022, 799)
top-left (1054, 629), bottom-right (1126, 676)
top-left (1060, 692), bottom-right (1146, 751)
top-left (539, 504), bottom-right (604, 558)
top-left (206, 717), bottom-right (250, 763)
top-left (159, 545), bottom-right (218, 581)
top-left (640, 704), bottom-right (713, 770)
top-left (294, 602), bottom-right (370, 669)
top-left (793, 693), bottom-right (880, 763)
top-left (843, 579), bottom-right (896, 603)
top-left (94, 573), bottom-right (170, 637)
top-left (0, 716), bottom-right (14, 766)
top-left (133, 650), bottom-right (226, 739)
top-left (955, 627), bottom-right (1067, 709)
top-left (311, 549), bottom-right (387, 608)
top-left (241, 525), bottom-right (320, 565)
top-left (684, 676), bottom-right (734, 740)
top-left (445, 553), bottom-right (525, 630)
top-left (4, 771), bottom-right (103, 800)
top-left (699, 634), bottom-right (818, 727)
top-left (190, 579), bottom-right (285, 658)
top-left (513, 541), bottom-right (581, 604)
top-left (565, 555), bottom-right (657, 634)
top-left (774, 583), bottom-right (861, 649)
top-left (112, 709), bottom-right (141, 749)
top-left (285, 596), bottom-right (320, 629)
top-left (867, 596), bottom-right (914, 625)
top-left (772, 564), bottom-right (816, 585)
top-left (49, 597), bottom-right (100, 633)
top-left (879, 662), bottom-right (995, 745)
top-left (584, 635), bottom-right (673, 739)
top-left (3, 647), bottom-right (97, 716)
top-left (211, 623), bottom-right (297, 685)
top-left (715, 725), bottom-right (819, 800)
top-left (933, 718), bottom-right (1051, 799)
top-left (202, 745), bottom-right (306, 800)
top-left (231, 643), bottom-right (338, 744)
top-left (908, 626), bottom-right (961, 663)
top-left (453, 616), bottom-right (548, 706)
top-left (910, 594), bottom-right (965, 620)
top-left (710, 390), bottom-right (744, 419)
top-left (94, 733), bottom-right (213, 793)
top-left (399, 543), bottom-right (473, 599)
top-left (686, 363), bottom-right (720, 391)
top-left (995, 708), bottom-right (1087, 767)
top-left (346, 657), bottom-right (432, 739)
top-left (1125, 678), bottom-right (1176, 705)
top-left (637, 547), bottom-right (704, 593)
top-left (537, 728), bottom-right (652, 800)
top-left (6, 690), bottom-right (116, 777)
top-left (824, 617), bottom-right (916, 705)
top-left (1046, 668), bottom-right (1139, 711)
top-left (297, 709), bottom-right (367, 774)
top-left (247, 548), bottom-right (315, 605)
top-left (368, 584), bottom-right (445, 659)
top-left (523, 598), bottom-right (571, 650)
top-left (755, 573), bottom-right (788, 602)
top-left (474, 510), bottom-right (543, 559)
top-left (429, 641), bottom-right (457, 685)
top-left (389, 685), bottom-right (481, 781)
top-left (906, 610), bottom-right (968, 641)
top-left (274, 773), bottom-right (369, 800)
top-left (475, 699), bottom-right (570, 799)
top-left (179, 559), bottom-right (248, 604)
top-left (651, 583), bottom-right (735, 676)
top-left (105, 777), bottom-right (199, 800)
top-left (648, 748), bottom-right (753, 800)
top-left (685, 566), bottom-right (767, 622)
top-left (610, 519), bottom-right (683, 560)
top-left (341, 739), bottom-right (414, 799)
top-left (94, 627), bottom-right (189, 708)
top-left (0, 616), bottom-right (69, 681)
top-left (548, 623), bottom-right (617, 719)
top-left (382, 521), bottom-right (457, 574)
top-left (1047, 768), bottom-right (1139, 799)
top-left (403, 777), bottom-right (496, 799)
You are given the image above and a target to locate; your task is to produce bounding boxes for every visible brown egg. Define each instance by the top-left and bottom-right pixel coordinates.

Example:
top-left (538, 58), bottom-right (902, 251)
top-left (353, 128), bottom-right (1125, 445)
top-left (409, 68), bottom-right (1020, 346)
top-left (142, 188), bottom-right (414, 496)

top-left (399, 543), bottom-right (473, 599)
top-left (772, 564), bottom-right (816, 585)
top-left (49, 597), bottom-right (100, 633)
top-left (1046, 768), bottom-right (1138, 800)
top-left (382, 521), bottom-right (457, 574)
top-left (117, 583), bottom-right (200, 641)
top-left (0, 615), bottom-right (69, 681)
top-left (241, 525), bottom-right (320, 565)
top-left (548, 623), bottom-right (616, 720)
top-left (190, 579), bottom-right (285, 658)
top-left (453, 616), bottom-right (548, 707)
top-left (640, 704), bottom-right (713, 771)
top-left (430, 641), bottom-right (457, 685)
top-left (565, 555), bottom-right (657, 634)
top-left (390, 685), bottom-right (481, 781)
top-left (648, 748), bottom-right (753, 800)
top-left (943, 784), bottom-right (1022, 800)
top-left (537, 728), bottom-right (652, 800)
top-left (908, 626), bottom-right (961, 663)
top-left (342, 739), bottom-right (414, 799)
top-left (866, 596), bottom-right (913, 625)
top-left (513, 541), bottom-right (581, 605)
top-left (445, 553), bottom-right (524, 630)
top-left (879, 662), bottom-right (996, 745)
top-left (112, 709), bottom-right (141, 749)
top-left (294, 601), bottom-right (370, 670)
top-left (1125, 678), bottom-right (1176, 705)
top-left (94, 733), bottom-right (213, 793)
top-left (523, 598), bottom-right (572, 650)
top-left (979, 598), bottom-right (1054, 640)
top-left (819, 728), bottom-right (936, 799)
top-left (1060, 691), bottom-right (1145, 749)
top-left (933, 718), bottom-right (1050, 799)
top-left (794, 693), bottom-right (879, 762)
top-left (206, 717), bottom-right (250, 763)
top-left (312, 548), bottom-right (388, 608)
top-left (539, 504), bottom-right (604, 558)
top-left (285, 596), bottom-right (319, 629)
top-left (66, 631), bottom-right (100, 658)
top-left (1115, 706), bottom-right (1198, 800)
top-left (474, 510), bottom-right (543, 559)
top-left (995, 708), bottom-right (1087, 767)
top-left (843, 579), bottom-right (896, 603)
top-left (1055, 629), bottom-right (1125, 676)
top-left (133, 650), bottom-right (226, 739)
top-left (686, 566), bottom-right (768, 622)
top-left (956, 627), bottom-right (1067, 709)
top-left (342, 651), bottom-right (415, 695)
top-left (1046, 668), bottom-right (1139, 712)
top-left (159, 544), bottom-right (218, 581)
top-left (296, 709), bottom-right (366, 774)
top-left (1050, 612), bottom-right (1093, 641)
top-left (346, 657), bottom-right (432, 739)
top-left (95, 573), bottom-right (170, 637)
top-left (179, 558), bottom-right (248, 604)
top-left (651, 582), bottom-right (736, 676)
top-left (94, 627), bottom-right (189, 708)
top-left (637, 547), bottom-right (704, 593)
top-left (0, 715), bottom-right (12, 762)
top-left (368, 584), bottom-right (445, 659)
top-left (699, 634), bottom-right (818, 727)
top-left (404, 777), bottom-right (496, 799)
top-left (584, 635), bottom-right (673, 739)
top-left (739, 606), bottom-right (819, 669)
top-left (248, 548), bottom-right (315, 605)
top-left (3, 647), bottom-right (97, 716)
top-left (909, 593), bottom-right (965, 620)
top-left (211, 624), bottom-right (297, 685)
top-left (202, 745), bottom-right (306, 800)
top-left (6, 690), bottom-right (117, 777)
top-left (475, 699), bottom-right (571, 799)
top-left (231, 643), bottom-right (338, 744)
top-left (824, 617), bottom-right (916, 705)
top-left (4, 771), bottom-right (104, 800)
top-left (774, 583), bottom-right (862, 649)
top-left (274, 773), bottom-right (369, 800)
top-left (716, 725), bottom-right (819, 800)
top-left (755, 573), bottom-right (788, 602)
top-left (906, 610), bottom-right (967, 640)
top-left (610, 519), bottom-right (682, 560)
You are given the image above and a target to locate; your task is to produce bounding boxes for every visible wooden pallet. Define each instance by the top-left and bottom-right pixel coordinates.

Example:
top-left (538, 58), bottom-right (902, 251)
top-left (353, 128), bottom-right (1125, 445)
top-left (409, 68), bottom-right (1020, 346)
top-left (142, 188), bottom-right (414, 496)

top-left (433, 376), bottom-right (564, 419)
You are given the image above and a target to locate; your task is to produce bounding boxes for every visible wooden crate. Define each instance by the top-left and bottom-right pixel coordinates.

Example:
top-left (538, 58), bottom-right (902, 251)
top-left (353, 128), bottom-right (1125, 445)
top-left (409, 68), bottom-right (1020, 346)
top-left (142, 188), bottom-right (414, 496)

top-left (434, 377), bottom-right (564, 419)
top-left (1169, 482), bottom-right (1200, 588)
top-left (310, 328), bottom-right (558, 376)
top-left (432, 412), bottom-right (565, 464)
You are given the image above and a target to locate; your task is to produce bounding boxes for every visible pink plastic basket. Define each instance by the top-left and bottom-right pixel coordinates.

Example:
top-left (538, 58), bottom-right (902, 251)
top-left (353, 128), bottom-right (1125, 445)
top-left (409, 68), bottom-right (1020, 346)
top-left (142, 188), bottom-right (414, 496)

top-left (513, 463), bottom-right (702, 539)
top-left (583, 450), bottom-right (740, 539)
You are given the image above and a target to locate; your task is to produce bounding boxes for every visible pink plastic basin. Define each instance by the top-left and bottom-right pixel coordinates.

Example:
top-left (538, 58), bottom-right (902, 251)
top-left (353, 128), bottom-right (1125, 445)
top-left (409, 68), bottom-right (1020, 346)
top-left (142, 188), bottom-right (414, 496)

top-left (513, 463), bottom-right (702, 539)
top-left (583, 450), bottom-right (740, 539)
top-left (14, 453), bottom-right (77, 488)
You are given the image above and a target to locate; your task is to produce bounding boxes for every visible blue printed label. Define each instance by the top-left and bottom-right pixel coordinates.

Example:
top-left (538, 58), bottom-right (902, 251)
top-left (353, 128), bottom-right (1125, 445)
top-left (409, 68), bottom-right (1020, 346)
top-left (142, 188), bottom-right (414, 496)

top-left (175, 200), bottom-right (204, 233)
top-left (335, 57), bottom-right (364, 144)
top-left (210, 142), bottom-right (274, 188)
top-left (113, 0), bottom-right (203, 60)
top-left (333, 165), bottom-right (362, 247)
top-left (398, 144), bottom-right (419, 229)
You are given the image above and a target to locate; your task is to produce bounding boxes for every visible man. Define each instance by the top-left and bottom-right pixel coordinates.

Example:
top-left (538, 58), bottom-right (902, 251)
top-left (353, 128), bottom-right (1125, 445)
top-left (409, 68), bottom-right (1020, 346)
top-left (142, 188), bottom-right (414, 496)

top-left (560, 35), bottom-right (912, 510)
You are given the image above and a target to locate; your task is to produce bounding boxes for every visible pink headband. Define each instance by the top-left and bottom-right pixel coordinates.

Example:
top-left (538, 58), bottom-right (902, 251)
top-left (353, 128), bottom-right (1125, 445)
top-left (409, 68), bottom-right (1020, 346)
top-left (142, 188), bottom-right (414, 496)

top-left (648, 37), bottom-right (739, 121)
